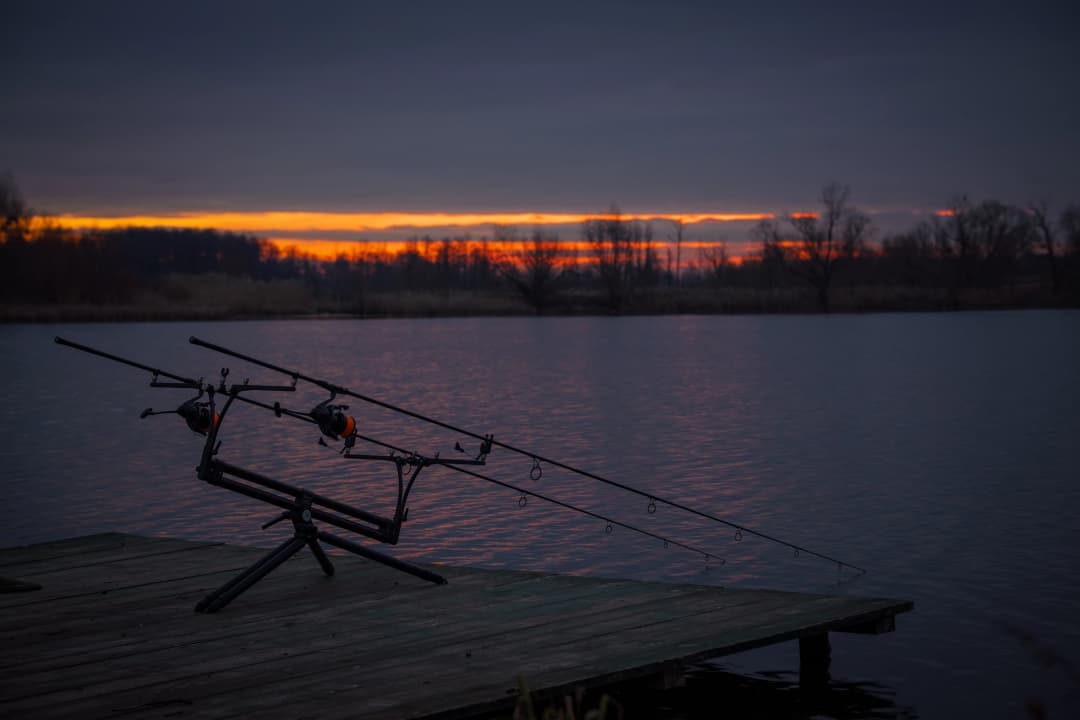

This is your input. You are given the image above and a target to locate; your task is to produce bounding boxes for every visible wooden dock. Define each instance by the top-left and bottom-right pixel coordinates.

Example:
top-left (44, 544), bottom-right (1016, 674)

top-left (0, 533), bottom-right (911, 719)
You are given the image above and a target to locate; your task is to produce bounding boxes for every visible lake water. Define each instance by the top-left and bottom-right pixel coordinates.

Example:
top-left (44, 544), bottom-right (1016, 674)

top-left (2, 312), bottom-right (1079, 718)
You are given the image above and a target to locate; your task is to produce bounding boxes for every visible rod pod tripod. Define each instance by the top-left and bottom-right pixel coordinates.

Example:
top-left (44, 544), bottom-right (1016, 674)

top-left (195, 491), bottom-right (335, 614)
top-left (193, 457), bottom-right (450, 613)
top-left (54, 337), bottom-right (488, 612)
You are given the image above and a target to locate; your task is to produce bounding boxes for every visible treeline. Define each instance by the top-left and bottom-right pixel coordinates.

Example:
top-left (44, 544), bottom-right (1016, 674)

top-left (2, 176), bottom-right (1079, 319)
top-left (0, 226), bottom-right (264, 305)
top-left (744, 184), bottom-right (1080, 312)
top-left (494, 186), bottom-right (1080, 314)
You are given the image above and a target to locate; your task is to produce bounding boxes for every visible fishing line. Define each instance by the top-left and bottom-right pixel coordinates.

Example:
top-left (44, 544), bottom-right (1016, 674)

top-left (223, 391), bottom-right (720, 562)
top-left (350, 430), bottom-right (718, 561)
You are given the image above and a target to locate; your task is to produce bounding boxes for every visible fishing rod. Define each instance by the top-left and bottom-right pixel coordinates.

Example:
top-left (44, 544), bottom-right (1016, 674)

top-left (188, 336), bottom-right (866, 576)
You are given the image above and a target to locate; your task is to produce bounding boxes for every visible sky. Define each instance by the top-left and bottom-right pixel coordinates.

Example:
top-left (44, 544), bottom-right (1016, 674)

top-left (4, 0), bottom-right (1078, 247)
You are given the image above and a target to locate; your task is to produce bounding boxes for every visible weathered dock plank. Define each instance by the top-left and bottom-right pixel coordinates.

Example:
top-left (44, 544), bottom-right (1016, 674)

top-left (0, 532), bottom-right (166, 568)
top-left (0, 533), bottom-right (912, 719)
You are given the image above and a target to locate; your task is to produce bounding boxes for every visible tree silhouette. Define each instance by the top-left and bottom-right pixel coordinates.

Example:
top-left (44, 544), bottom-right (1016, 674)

top-left (498, 228), bottom-right (563, 314)
top-left (700, 242), bottom-right (729, 286)
top-left (933, 199), bottom-right (1033, 300)
top-left (881, 225), bottom-right (937, 288)
top-left (1, 173), bottom-right (31, 242)
top-left (584, 208), bottom-right (655, 312)
top-left (1029, 202), bottom-right (1062, 294)
top-left (1064, 207), bottom-right (1080, 255)
top-left (669, 218), bottom-right (685, 286)
top-left (1061, 205), bottom-right (1080, 297)
top-left (753, 183), bottom-right (869, 311)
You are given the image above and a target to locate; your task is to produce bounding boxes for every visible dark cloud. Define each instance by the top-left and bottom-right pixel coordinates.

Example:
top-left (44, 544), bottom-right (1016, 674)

top-left (4, 1), bottom-right (1078, 217)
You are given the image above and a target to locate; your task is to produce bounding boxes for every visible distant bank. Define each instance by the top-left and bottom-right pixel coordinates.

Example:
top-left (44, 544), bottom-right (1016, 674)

top-left (2, 283), bottom-right (1074, 323)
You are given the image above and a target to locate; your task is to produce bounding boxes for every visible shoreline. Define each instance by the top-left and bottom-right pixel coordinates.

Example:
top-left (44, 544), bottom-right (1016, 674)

top-left (2, 286), bottom-right (1075, 324)
top-left (0, 304), bottom-right (1071, 323)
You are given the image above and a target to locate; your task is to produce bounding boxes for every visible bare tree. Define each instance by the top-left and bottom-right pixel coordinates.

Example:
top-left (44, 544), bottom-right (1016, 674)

top-left (669, 218), bottom-right (685, 286)
top-left (700, 241), bottom-right (729, 286)
top-left (752, 183), bottom-right (870, 311)
top-left (497, 227), bottom-right (563, 314)
top-left (1030, 202), bottom-right (1062, 294)
top-left (751, 218), bottom-right (787, 289)
top-left (1063, 206), bottom-right (1080, 256)
top-left (788, 183), bottom-right (869, 311)
top-left (881, 225), bottom-right (937, 287)
top-left (968, 201), bottom-right (1033, 286)
top-left (1, 172), bottom-right (31, 242)
top-left (929, 197), bottom-right (976, 306)
top-left (1060, 205), bottom-right (1080, 297)
top-left (584, 207), bottom-right (650, 312)
top-left (928, 197), bottom-right (1034, 305)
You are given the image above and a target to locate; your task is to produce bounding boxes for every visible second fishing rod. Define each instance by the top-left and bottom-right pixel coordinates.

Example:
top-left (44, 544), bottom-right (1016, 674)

top-left (189, 335), bottom-right (867, 577)
top-left (231, 389), bottom-right (723, 564)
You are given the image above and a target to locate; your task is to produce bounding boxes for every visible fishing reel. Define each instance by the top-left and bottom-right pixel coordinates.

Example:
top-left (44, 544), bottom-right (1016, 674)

top-left (141, 394), bottom-right (219, 436)
top-left (310, 397), bottom-right (356, 447)
top-left (454, 435), bottom-right (494, 462)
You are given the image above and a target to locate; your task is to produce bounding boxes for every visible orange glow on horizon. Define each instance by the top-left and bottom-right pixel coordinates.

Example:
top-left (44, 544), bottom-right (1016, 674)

top-left (47, 210), bottom-right (774, 267)
top-left (37, 207), bottom-right (964, 268)
top-left (263, 236), bottom-right (745, 266)
top-left (51, 210), bottom-right (775, 234)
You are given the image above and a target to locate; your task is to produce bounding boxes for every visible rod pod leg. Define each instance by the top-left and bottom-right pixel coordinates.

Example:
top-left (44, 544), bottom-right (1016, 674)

top-left (308, 537), bottom-right (335, 576)
top-left (196, 535), bottom-right (308, 613)
top-left (317, 530), bottom-right (447, 585)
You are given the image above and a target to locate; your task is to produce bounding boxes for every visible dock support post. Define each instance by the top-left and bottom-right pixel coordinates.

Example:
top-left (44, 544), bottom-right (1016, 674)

top-left (798, 632), bottom-right (831, 689)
